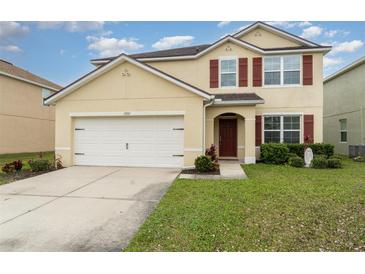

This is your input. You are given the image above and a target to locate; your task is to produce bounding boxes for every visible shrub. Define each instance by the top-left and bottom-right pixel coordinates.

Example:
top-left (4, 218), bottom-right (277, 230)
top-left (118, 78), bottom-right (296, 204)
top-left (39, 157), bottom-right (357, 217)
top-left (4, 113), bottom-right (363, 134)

top-left (309, 143), bottom-right (334, 158)
top-left (286, 144), bottom-right (305, 158)
top-left (311, 155), bottom-right (328, 169)
top-left (287, 152), bottom-right (298, 161)
top-left (353, 156), bottom-right (365, 162)
top-left (205, 144), bottom-right (218, 163)
top-left (28, 159), bottom-right (50, 172)
top-left (288, 156), bottom-right (304, 168)
top-left (1, 160), bottom-right (23, 174)
top-left (327, 158), bottom-right (342, 168)
top-left (261, 143), bottom-right (289, 165)
top-left (329, 155), bottom-right (343, 160)
top-left (194, 155), bottom-right (214, 172)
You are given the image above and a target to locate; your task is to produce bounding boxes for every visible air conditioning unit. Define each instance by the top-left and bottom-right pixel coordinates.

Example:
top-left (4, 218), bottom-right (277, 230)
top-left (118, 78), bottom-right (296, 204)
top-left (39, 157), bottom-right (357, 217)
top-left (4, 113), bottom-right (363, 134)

top-left (349, 145), bottom-right (365, 157)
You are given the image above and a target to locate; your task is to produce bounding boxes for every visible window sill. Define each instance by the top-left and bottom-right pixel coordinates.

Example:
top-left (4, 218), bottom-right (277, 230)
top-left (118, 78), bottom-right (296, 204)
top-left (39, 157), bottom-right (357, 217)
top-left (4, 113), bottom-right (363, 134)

top-left (262, 84), bottom-right (302, 89)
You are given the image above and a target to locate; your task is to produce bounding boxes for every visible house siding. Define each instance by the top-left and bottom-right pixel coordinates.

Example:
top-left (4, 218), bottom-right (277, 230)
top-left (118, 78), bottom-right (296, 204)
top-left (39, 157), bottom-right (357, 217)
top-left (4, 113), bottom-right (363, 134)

top-left (324, 62), bottom-right (365, 155)
top-left (0, 75), bottom-right (55, 154)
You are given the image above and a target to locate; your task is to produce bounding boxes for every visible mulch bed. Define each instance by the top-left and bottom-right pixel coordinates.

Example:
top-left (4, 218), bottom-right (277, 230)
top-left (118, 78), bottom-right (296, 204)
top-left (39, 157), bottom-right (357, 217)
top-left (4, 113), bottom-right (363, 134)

top-left (1, 169), bottom-right (57, 184)
top-left (181, 168), bottom-right (220, 175)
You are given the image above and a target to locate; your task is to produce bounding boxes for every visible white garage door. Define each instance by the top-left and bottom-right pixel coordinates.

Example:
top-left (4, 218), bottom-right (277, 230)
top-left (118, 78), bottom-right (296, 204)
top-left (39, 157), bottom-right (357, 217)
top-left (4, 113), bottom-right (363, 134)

top-left (73, 116), bottom-right (184, 167)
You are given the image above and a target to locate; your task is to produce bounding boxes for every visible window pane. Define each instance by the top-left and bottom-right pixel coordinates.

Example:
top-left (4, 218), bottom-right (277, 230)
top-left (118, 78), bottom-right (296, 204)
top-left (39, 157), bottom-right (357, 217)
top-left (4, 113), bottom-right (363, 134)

top-left (264, 71), bottom-right (281, 85)
top-left (264, 56), bottom-right (281, 71)
top-left (284, 71), bottom-right (300, 85)
top-left (264, 116), bottom-right (281, 130)
top-left (221, 73), bottom-right (236, 87)
top-left (341, 132), bottom-right (347, 142)
top-left (284, 131), bottom-right (300, 144)
top-left (221, 59), bottom-right (236, 73)
top-left (340, 119), bottom-right (347, 130)
top-left (283, 55), bottom-right (300, 70)
top-left (264, 131), bottom-right (281, 143)
top-left (284, 116), bottom-right (300, 130)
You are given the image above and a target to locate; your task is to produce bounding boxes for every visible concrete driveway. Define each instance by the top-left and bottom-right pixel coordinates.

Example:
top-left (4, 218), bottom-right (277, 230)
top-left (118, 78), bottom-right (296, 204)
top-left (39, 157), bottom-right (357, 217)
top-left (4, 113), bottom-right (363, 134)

top-left (0, 166), bottom-right (179, 251)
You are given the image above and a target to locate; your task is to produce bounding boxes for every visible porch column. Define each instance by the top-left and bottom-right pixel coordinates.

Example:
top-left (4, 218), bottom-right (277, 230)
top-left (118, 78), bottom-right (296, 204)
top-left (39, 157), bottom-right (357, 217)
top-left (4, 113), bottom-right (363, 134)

top-left (205, 117), bottom-right (214, 153)
top-left (244, 117), bottom-right (256, 164)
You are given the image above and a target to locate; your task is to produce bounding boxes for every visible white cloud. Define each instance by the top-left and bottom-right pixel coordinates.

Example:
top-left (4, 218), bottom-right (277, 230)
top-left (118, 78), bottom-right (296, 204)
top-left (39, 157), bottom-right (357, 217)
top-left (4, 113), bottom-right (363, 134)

top-left (301, 26), bottom-right (323, 39)
top-left (59, 49), bottom-right (65, 55)
top-left (87, 36), bottom-right (144, 57)
top-left (325, 30), bottom-right (338, 38)
top-left (330, 40), bottom-right (364, 55)
top-left (298, 21), bottom-right (312, 28)
top-left (0, 44), bottom-right (23, 53)
top-left (38, 21), bottom-right (104, 32)
top-left (0, 21), bottom-right (29, 40)
top-left (0, 22), bottom-right (29, 54)
top-left (232, 24), bottom-right (250, 34)
top-left (217, 21), bottom-right (231, 28)
top-left (266, 21), bottom-right (297, 29)
top-left (152, 36), bottom-right (194, 50)
top-left (323, 56), bottom-right (343, 68)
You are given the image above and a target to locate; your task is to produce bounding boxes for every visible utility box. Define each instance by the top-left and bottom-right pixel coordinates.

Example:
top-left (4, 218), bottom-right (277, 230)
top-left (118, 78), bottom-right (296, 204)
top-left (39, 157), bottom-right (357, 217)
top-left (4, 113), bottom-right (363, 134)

top-left (349, 145), bottom-right (365, 157)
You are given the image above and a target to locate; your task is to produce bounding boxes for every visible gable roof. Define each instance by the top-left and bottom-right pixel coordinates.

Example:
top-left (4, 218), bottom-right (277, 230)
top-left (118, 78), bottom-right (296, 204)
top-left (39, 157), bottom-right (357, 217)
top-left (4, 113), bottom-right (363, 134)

top-left (233, 21), bottom-right (321, 47)
top-left (91, 34), bottom-right (330, 65)
top-left (0, 59), bottom-right (62, 91)
top-left (44, 54), bottom-right (212, 105)
top-left (324, 56), bottom-right (365, 83)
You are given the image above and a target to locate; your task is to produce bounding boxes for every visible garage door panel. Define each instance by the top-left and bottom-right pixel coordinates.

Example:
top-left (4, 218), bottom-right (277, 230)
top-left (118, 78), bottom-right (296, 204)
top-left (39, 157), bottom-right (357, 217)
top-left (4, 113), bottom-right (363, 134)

top-left (74, 116), bottom-right (184, 168)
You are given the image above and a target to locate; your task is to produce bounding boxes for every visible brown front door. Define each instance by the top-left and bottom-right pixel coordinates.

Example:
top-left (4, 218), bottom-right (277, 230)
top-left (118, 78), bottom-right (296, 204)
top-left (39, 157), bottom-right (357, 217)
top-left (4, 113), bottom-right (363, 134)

top-left (219, 119), bottom-right (237, 157)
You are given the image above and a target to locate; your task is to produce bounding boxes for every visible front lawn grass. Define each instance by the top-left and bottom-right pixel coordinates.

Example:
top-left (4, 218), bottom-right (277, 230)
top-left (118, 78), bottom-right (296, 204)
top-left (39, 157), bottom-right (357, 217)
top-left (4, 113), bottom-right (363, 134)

top-left (126, 158), bottom-right (365, 251)
top-left (0, 151), bottom-right (54, 185)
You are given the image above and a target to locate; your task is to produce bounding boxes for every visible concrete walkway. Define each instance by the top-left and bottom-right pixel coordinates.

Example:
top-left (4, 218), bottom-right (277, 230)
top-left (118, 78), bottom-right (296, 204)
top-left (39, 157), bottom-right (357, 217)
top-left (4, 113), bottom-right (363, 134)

top-left (179, 160), bottom-right (247, 180)
top-left (0, 166), bottom-right (180, 251)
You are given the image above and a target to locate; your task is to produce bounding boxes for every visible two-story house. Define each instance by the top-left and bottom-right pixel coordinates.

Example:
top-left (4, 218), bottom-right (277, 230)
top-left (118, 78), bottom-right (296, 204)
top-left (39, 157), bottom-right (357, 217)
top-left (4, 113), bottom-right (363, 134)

top-left (324, 56), bottom-right (365, 155)
top-left (0, 59), bottom-right (61, 154)
top-left (45, 21), bottom-right (331, 168)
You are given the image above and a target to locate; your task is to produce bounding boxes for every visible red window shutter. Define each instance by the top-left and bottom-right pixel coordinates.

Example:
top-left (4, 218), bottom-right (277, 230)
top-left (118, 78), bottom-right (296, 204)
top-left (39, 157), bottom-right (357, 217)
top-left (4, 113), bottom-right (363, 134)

top-left (304, 114), bottom-right (314, 144)
top-left (303, 55), bottom-right (313, 85)
top-left (210, 59), bottom-right (219, 88)
top-left (239, 58), bottom-right (248, 87)
top-left (253, 57), bottom-right (262, 87)
top-left (255, 115), bottom-right (262, 146)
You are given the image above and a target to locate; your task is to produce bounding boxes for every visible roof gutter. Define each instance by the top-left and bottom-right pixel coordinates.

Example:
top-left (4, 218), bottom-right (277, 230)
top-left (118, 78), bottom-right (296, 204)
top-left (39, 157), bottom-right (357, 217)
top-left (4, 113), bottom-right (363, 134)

top-left (0, 71), bottom-right (60, 91)
top-left (213, 99), bottom-right (265, 106)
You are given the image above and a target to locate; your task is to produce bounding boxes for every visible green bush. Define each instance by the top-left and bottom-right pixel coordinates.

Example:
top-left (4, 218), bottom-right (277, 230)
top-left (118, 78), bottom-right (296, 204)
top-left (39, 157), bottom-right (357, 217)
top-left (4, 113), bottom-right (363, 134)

top-left (28, 159), bottom-right (50, 172)
top-left (288, 156), bottom-right (304, 168)
top-left (309, 143), bottom-right (334, 158)
top-left (327, 158), bottom-right (342, 168)
top-left (329, 155), bottom-right (343, 160)
top-left (261, 143), bottom-right (289, 165)
top-left (287, 152), bottom-right (298, 160)
top-left (353, 156), bottom-right (365, 162)
top-left (311, 155), bottom-right (328, 169)
top-left (194, 155), bottom-right (214, 172)
top-left (286, 144), bottom-right (305, 158)
top-left (1, 160), bottom-right (23, 174)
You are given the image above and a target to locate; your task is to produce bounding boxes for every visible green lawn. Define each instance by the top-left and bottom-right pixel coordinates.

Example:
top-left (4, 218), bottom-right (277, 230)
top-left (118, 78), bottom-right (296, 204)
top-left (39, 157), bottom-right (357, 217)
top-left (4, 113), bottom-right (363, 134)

top-left (126, 158), bottom-right (365, 251)
top-left (0, 151), bottom-right (54, 185)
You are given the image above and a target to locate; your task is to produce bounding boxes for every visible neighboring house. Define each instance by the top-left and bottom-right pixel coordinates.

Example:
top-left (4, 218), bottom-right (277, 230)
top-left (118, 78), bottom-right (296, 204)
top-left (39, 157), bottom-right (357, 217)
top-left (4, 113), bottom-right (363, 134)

top-left (323, 56), bottom-right (365, 155)
top-left (0, 59), bottom-right (62, 154)
top-left (45, 21), bottom-right (330, 168)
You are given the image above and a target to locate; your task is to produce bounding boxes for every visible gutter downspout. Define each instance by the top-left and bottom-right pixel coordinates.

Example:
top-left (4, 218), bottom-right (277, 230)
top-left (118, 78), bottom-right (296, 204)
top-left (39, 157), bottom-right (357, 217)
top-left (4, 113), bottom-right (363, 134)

top-left (202, 96), bottom-right (215, 154)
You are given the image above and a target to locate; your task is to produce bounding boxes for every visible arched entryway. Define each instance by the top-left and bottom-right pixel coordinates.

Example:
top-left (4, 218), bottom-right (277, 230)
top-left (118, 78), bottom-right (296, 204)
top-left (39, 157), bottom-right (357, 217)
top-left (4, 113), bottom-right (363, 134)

top-left (213, 112), bottom-right (245, 159)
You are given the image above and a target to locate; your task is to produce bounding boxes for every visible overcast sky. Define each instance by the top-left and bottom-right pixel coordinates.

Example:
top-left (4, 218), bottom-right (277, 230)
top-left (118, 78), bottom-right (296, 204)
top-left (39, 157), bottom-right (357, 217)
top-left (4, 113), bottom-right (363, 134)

top-left (0, 21), bottom-right (364, 86)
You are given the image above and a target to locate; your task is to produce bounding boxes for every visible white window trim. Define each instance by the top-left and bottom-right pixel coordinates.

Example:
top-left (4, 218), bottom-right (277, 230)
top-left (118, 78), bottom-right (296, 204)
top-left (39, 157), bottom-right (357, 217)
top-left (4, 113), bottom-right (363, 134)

top-left (263, 55), bottom-right (302, 88)
top-left (219, 56), bottom-right (238, 89)
top-left (263, 114), bottom-right (303, 144)
top-left (339, 119), bottom-right (348, 143)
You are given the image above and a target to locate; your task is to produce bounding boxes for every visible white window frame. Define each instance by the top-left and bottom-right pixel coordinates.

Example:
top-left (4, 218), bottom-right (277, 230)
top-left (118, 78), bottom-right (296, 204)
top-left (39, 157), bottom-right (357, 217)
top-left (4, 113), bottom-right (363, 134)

top-left (263, 55), bottom-right (302, 88)
top-left (219, 56), bottom-right (238, 89)
top-left (263, 114), bottom-right (302, 144)
top-left (339, 119), bottom-right (348, 143)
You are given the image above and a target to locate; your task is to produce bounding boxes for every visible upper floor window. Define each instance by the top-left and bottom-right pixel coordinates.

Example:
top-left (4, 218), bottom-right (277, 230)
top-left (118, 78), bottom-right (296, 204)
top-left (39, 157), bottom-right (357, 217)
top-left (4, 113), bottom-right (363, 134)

top-left (264, 115), bottom-right (301, 144)
top-left (42, 88), bottom-right (52, 106)
top-left (264, 55), bottom-right (301, 86)
top-left (220, 58), bottom-right (237, 88)
top-left (340, 119), bottom-right (347, 143)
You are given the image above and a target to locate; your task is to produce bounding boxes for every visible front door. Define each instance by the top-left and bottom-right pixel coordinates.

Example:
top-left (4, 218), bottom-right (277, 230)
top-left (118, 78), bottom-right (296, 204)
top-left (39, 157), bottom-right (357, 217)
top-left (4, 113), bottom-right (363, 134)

top-left (219, 119), bottom-right (237, 157)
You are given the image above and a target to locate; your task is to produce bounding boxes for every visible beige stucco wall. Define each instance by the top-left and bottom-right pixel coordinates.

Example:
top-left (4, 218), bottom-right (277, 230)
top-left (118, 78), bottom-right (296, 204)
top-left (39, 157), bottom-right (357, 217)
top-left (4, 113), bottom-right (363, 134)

top-left (149, 42), bottom-right (324, 144)
top-left (324, 63), bottom-right (365, 154)
top-left (54, 61), bottom-right (205, 167)
top-left (0, 75), bottom-right (55, 154)
top-left (237, 27), bottom-right (301, 48)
